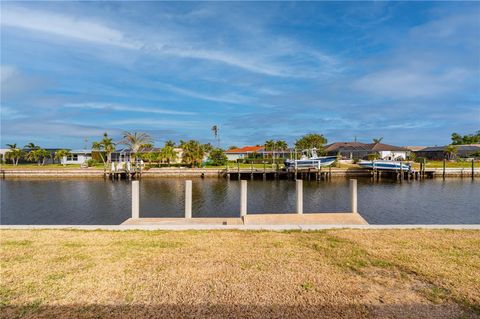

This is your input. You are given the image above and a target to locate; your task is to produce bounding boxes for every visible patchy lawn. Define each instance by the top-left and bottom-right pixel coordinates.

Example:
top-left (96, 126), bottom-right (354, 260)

top-left (1, 229), bottom-right (479, 318)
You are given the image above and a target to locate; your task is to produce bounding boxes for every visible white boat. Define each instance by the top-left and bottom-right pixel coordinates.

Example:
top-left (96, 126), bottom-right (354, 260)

top-left (284, 148), bottom-right (337, 169)
top-left (358, 160), bottom-right (411, 171)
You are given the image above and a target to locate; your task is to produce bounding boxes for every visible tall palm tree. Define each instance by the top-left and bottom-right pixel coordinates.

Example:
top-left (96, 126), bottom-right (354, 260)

top-left (101, 133), bottom-right (116, 163)
top-left (372, 137), bottom-right (383, 144)
top-left (92, 133), bottom-right (117, 165)
top-left (120, 131), bottom-right (153, 161)
top-left (264, 140), bottom-right (275, 159)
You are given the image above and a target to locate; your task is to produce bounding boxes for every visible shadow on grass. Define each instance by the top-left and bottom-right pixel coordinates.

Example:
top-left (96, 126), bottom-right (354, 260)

top-left (1, 302), bottom-right (467, 319)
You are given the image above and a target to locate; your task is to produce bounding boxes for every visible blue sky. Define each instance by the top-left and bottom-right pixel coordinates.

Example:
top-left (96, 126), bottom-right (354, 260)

top-left (1, 1), bottom-right (479, 148)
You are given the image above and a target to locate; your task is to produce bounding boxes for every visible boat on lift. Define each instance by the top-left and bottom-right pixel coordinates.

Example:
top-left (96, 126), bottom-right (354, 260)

top-left (284, 148), bottom-right (337, 169)
top-left (358, 160), bottom-right (411, 171)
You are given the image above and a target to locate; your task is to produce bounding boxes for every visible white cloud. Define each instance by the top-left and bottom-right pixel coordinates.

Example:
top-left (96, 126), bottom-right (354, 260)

top-left (64, 102), bottom-right (195, 116)
top-left (1, 7), bottom-right (138, 49)
top-left (110, 119), bottom-right (204, 128)
top-left (1, 105), bottom-right (27, 120)
top-left (158, 83), bottom-right (254, 105)
top-left (0, 6), bottom-right (340, 78)
top-left (353, 68), bottom-right (471, 98)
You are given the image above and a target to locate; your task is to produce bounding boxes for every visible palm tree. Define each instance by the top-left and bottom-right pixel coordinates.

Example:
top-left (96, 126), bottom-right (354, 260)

top-left (264, 140), bottom-right (274, 159)
top-left (25, 149), bottom-right (50, 166)
top-left (444, 145), bottom-right (458, 160)
top-left (55, 149), bottom-right (71, 166)
top-left (92, 141), bottom-right (106, 164)
top-left (120, 131), bottom-right (153, 161)
top-left (24, 142), bottom-right (40, 150)
top-left (92, 133), bottom-right (116, 165)
top-left (25, 149), bottom-right (39, 164)
top-left (101, 133), bottom-right (115, 163)
top-left (161, 145), bottom-right (178, 165)
top-left (37, 149), bottom-right (50, 166)
top-left (165, 140), bottom-right (175, 147)
top-left (211, 125), bottom-right (220, 148)
top-left (372, 137), bottom-right (383, 144)
top-left (5, 144), bottom-right (23, 165)
top-left (181, 140), bottom-right (205, 167)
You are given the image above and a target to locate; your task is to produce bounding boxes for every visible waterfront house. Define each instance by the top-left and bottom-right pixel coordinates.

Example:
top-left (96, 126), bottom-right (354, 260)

top-left (111, 147), bottom-right (183, 164)
top-left (226, 146), bottom-right (292, 161)
top-left (414, 144), bottom-right (480, 160)
top-left (62, 150), bottom-right (92, 165)
top-left (225, 146), bottom-right (264, 161)
top-left (324, 142), bottom-right (410, 160)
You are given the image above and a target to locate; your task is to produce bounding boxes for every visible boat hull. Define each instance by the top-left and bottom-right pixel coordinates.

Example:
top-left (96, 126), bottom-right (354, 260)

top-left (358, 161), bottom-right (410, 171)
top-left (285, 156), bottom-right (337, 169)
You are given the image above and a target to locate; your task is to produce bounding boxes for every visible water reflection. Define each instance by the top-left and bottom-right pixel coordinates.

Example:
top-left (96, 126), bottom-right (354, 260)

top-left (1, 178), bottom-right (479, 225)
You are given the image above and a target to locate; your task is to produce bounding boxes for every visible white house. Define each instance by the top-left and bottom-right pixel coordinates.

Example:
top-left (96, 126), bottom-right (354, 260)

top-left (225, 146), bottom-right (264, 161)
top-left (62, 150), bottom-right (92, 165)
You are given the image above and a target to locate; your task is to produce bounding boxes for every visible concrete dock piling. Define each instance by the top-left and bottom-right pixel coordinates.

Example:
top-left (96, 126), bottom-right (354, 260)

top-left (240, 180), bottom-right (247, 217)
top-left (132, 180), bottom-right (139, 219)
top-left (350, 179), bottom-right (357, 213)
top-left (185, 180), bottom-right (192, 218)
top-left (296, 179), bottom-right (303, 214)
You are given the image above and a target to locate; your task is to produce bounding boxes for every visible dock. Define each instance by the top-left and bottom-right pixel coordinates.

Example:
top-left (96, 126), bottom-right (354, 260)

top-left (123, 179), bottom-right (368, 227)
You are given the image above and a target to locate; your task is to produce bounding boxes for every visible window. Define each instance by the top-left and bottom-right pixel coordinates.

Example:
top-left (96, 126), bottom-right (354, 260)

top-left (67, 154), bottom-right (78, 161)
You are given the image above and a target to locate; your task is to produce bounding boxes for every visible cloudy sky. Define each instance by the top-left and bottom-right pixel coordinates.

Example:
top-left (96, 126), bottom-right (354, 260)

top-left (1, 1), bottom-right (479, 148)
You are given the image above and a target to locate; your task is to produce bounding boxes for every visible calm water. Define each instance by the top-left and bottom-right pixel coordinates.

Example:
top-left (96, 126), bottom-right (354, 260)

top-left (1, 178), bottom-right (479, 225)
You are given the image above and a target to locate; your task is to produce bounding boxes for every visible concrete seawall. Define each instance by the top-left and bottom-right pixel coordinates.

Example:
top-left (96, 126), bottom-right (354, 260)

top-left (1, 167), bottom-right (478, 178)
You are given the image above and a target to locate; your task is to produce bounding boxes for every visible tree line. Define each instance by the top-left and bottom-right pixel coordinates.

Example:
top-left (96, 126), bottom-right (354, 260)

top-left (451, 131), bottom-right (480, 145)
top-left (3, 132), bottom-right (331, 167)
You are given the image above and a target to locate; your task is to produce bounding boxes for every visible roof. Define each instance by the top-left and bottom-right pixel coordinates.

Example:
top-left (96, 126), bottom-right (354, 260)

top-left (417, 145), bottom-right (480, 152)
top-left (324, 142), bottom-right (408, 152)
top-left (405, 146), bottom-right (427, 151)
top-left (324, 142), bottom-right (366, 152)
top-left (70, 149), bottom-right (93, 154)
top-left (226, 146), bottom-right (264, 154)
top-left (368, 143), bottom-right (409, 152)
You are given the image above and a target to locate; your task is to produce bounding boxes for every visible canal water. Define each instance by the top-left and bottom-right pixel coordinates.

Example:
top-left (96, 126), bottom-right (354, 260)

top-left (1, 178), bottom-right (479, 225)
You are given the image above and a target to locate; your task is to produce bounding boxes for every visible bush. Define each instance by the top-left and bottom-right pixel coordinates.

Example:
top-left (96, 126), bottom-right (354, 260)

top-left (415, 157), bottom-right (426, 164)
top-left (208, 148), bottom-right (228, 166)
top-left (86, 159), bottom-right (99, 167)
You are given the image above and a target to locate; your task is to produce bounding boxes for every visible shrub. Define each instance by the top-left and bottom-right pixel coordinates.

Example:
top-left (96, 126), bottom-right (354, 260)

top-left (86, 159), bottom-right (99, 167)
top-left (208, 148), bottom-right (228, 166)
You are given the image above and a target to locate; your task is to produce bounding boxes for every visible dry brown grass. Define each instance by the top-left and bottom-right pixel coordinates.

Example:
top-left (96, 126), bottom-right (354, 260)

top-left (1, 229), bottom-right (479, 319)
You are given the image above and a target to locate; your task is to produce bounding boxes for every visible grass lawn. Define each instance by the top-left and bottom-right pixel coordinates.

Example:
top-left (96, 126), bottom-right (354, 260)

top-left (0, 164), bottom-right (105, 170)
top-left (1, 229), bottom-right (479, 318)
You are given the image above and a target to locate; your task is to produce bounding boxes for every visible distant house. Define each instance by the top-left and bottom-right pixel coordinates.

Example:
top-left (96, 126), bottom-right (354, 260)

top-left (225, 146), bottom-right (292, 161)
top-left (111, 147), bottom-right (184, 164)
top-left (225, 146), bottom-right (264, 161)
top-left (62, 150), bottom-right (92, 165)
top-left (324, 142), bottom-right (410, 160)
top-left (414, 144), bottom-right (480, 160)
